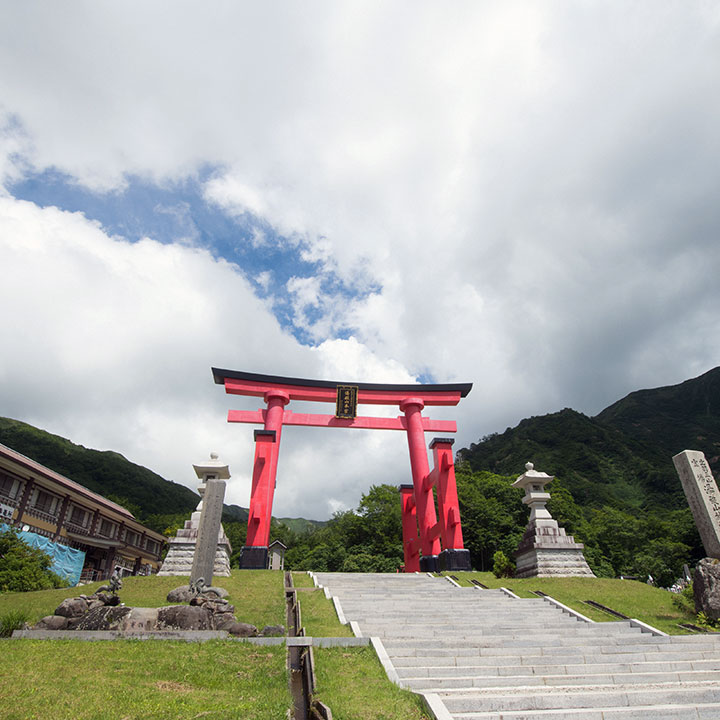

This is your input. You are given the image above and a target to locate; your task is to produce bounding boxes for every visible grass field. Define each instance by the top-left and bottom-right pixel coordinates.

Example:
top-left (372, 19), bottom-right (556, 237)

top-left (442, 571), bottom-right (696, 634)
top-left (0, 638), bottom-right (289, 719)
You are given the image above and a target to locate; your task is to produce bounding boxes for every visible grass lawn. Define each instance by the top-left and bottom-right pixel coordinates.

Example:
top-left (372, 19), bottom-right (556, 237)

top-left (0, 638), bottom-right (289, 719)
top-left (0, 570), bottom-right (285, 628)
top-left (290, 571), bottom-right (315, 587)
top-left (299, 589), bottom-right (353, 637)
top-left (313, 647), bottom-right (431, 720)
top-left (443, 571), bottom-right (696, 634)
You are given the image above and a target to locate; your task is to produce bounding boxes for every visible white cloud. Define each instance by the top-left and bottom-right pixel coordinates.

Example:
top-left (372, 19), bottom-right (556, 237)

top-left (0, 3), bottom-right (719, 519)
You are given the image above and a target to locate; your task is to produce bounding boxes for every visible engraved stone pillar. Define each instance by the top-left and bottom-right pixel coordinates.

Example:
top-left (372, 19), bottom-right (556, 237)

top-left (673, 450), bottom-right (720, 559)
top-left (191, 476), bottom-right (226, 587)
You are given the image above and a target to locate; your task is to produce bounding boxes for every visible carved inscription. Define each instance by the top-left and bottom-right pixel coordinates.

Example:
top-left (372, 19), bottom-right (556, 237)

top-left (191, 478), bottom-right (227, 585)
top-left (335, 385), bottom-right (358, 419)
top-left (673, 450), bottom-right (720, 559)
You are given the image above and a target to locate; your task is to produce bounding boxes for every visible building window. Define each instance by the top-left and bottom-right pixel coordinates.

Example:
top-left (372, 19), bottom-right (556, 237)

top-left (69, 506), bottom-right (88, 527)
top-left (125, 530), bottom-right (139, 547)
top-left (98, 519), bottom-right (116, 538)
top-left (0, 473), bottom-right (17, 499)
top-left (146, 539), bottom-right (159, 555)
top-left (33, 490), bottom-right (57, 514)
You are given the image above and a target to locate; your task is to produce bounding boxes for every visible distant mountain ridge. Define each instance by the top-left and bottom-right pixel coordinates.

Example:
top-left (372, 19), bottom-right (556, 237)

top-left (457, 366), bottom-right (720, 512)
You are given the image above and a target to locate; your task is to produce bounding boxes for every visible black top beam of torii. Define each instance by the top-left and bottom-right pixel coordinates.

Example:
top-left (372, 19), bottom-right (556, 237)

top-left (211, 367), bottom-right (473, 397)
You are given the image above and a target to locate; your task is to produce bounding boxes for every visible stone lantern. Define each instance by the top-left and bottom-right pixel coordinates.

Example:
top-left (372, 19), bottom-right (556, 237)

top-left (512, 462), bottom-right (555, 527)
top-left (511, 462), bottom-right (594, 578)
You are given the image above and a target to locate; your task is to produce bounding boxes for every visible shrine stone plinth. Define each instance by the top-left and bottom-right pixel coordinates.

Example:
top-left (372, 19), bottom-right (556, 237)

top-left (158, 453), bottom-right (232, 578)
top-left (512, 463), bottom-right (594, 578)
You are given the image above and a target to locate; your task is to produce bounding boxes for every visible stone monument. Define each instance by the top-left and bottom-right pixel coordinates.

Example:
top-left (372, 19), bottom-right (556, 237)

top-left (511, 462), bottom-right (594, 578)
top-left (158, 453), bottom-right (232, 578)
top-left (672, 450), bottom-right (720, 559)
top-left (673, 450), bottom-right (720, 619)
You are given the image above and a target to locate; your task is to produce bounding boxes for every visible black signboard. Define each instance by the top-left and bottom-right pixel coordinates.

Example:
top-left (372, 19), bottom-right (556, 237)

top-left (335, 385), bottom-right (358, 419)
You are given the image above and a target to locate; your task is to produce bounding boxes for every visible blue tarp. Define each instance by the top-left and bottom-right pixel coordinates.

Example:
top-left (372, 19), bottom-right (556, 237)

top-left (0, 523), bottom-right (85, 586)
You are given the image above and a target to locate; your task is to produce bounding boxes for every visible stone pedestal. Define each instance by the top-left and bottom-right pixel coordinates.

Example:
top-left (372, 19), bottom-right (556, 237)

top-left (511, 463), bottom-right (594, 578)
top-left (239, 546), bottom-right (268, 570)
top-left (438, 548), bottom-right (472, 571)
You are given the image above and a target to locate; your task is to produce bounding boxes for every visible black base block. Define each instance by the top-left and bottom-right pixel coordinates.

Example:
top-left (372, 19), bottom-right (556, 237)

top-left (239, 546), bottom-right (269, 569)
top-left (419, 555), bottom-right (439, 572)
top-left (438, 548), bottom-right (472, 572)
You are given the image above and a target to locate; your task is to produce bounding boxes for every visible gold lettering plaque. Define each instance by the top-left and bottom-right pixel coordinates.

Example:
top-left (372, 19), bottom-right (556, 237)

top-left (335, 385), bottom-right (358, 419)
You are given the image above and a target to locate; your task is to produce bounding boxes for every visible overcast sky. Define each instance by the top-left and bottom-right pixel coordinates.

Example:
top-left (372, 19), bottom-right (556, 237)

top-left (1, 2), bottom-right (719, 520)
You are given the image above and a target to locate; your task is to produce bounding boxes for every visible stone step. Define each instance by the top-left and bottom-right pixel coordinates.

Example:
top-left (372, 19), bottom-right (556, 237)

top-left (383, 638), bottom-right (720, 653)
top-left (439, 684), bottom-right (720, 714)
top-left (403, 668), bottom-right (720, 690)
top-left (396, 657), bottom-right (720, 678)
top-left (380, 629), bottom-right (646, 649)
top-left (367, 634), bottom-right (652, 647)
top-left (313, 573), bottom-right (720, 719)
top-left (449, 702), bottom-right (720, 719)
top-left (390, 649), bottom-right (720, 668)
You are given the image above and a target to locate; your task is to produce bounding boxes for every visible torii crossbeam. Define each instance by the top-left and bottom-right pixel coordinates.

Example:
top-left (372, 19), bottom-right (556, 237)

top-left (212, 368), bottom-right (473, 572)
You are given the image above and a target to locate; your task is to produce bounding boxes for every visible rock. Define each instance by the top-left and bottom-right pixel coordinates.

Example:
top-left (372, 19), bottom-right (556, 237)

top-left (87, 599), bottom-right (105, 610)
top-left (70, 605), bottom-right (131, 631)
top-left (54, 597), bottom-right (89, 618)
top-left (156, 605), bottom-right (214, 630)
top-left (193, 598), bottom-right (230, 614)
top-left (259, 624), bottom-right (285, 637)
top-left (213, 612), bottom-right (237, 631)
top-left (117, 607), bottom-right (159, 633)
top-left (166, 585), bottom-right (194, 603)
top-left (228, 622), bottom-right (258, 637)
top-left (94, 593), bottom-right (120, 606)
top-left (694, 557), bottom-right (720, 620)
top-left (35, 615), bottom-right (69, 630)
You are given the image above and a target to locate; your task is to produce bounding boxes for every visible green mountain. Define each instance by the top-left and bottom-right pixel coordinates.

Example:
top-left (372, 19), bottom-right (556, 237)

top-left (276, 517), bottom-right (328, 535)
top-left (596, 366), bottom-right (720, 468)
top-left (457, 366), bottom-right (720, 512)
top-left (0, 417), bottom-right (200, 519)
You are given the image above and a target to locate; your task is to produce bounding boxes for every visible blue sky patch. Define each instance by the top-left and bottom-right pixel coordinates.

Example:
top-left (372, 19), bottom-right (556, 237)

top-left (10, 168), bottom-right (377, 345)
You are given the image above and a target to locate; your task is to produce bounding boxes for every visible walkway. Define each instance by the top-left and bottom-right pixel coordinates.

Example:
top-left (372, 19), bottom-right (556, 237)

top-left (313, 572), bottom-right (720, 719)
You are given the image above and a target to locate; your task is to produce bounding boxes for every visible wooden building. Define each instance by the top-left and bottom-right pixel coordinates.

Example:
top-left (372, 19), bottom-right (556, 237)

top-left (0, 442), bottom-right (166, 580)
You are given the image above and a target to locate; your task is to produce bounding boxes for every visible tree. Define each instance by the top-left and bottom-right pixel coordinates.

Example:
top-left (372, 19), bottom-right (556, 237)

top-left (0, 529), bottom-right (66, 592)
top-left (632, 539), bottom-right (691, 588)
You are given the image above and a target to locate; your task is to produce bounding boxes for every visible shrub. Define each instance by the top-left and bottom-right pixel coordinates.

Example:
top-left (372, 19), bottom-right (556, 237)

top-left (671, 583), bottom-right (695, 614)
top-left (492, 550), bottom-right (515, 578)
top-left (0, 609), bottom-right (30, 637)
top-left (0, 528), bottom-right (66, 592)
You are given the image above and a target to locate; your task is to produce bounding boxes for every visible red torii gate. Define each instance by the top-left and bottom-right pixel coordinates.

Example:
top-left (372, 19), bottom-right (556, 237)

top-left (212, 368), bottom-right (473, 572)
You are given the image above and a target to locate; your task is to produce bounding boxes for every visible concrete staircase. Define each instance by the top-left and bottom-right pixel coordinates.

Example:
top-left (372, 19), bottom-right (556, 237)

top-left (312, 572), bottom-right (720, 720)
